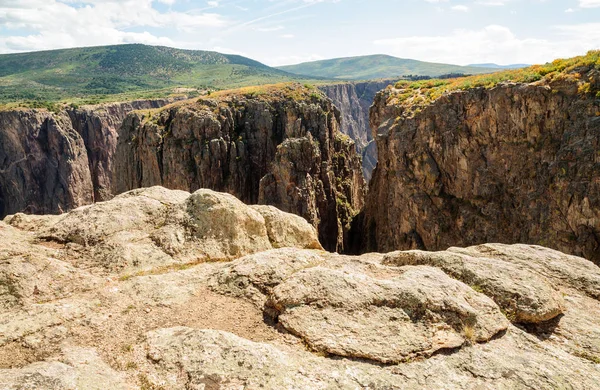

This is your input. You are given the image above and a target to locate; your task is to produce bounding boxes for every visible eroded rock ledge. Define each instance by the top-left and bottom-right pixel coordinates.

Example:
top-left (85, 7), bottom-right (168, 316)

top-left (1, 187), bottom-right (599, 389)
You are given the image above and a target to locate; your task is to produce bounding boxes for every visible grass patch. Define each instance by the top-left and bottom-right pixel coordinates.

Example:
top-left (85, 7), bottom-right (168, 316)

top-left (389, 50), bottom-right (600, 115)
top-left (118, 256), bottom-right (231, 281)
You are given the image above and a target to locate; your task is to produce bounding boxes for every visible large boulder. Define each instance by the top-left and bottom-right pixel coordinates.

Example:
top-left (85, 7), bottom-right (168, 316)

top-left (6, 187), bottom-right (322, 275)
top-left (267, 265), bottom-right (509, 363)
top-left (383, 248), bottom-right (565, 323)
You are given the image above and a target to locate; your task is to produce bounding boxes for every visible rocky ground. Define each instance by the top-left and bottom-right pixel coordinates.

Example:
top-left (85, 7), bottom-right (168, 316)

top-left (1, 186), bottom-right (599, 389)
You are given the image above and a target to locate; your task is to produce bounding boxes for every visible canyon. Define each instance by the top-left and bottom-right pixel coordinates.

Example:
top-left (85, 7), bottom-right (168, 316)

top-left (1, 49), bottom-right (600, 389)
top-left (319, 80), bottom-right (395, 181)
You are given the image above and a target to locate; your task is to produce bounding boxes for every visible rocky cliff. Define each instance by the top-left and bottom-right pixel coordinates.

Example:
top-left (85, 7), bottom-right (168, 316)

top-left (0, 99), bottom-right (175, 218)
top-left (0, 110), bottom-right (94, 217)
top-left (115, 84), bottom-right (365, 252)
top-left (1, 187), bottom-right (600, 389)
top-left (319, 80), bottom-right (395, 182)
top-left (67, 99), bottom-right (175, 202)
top-left (358, 52), bottom-right (600, 263)
top-left (0, 86), bottom-right (364, 251)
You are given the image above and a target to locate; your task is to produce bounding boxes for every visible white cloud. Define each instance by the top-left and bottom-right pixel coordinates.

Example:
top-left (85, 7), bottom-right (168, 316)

top-left (579, 0), bottom-right (600, 7)
top-left (0, 0), bottom-right (227, 53)
top-left (281, 34), bottom-right (295, 38)
top-left (475, 0), bottom-right (507, 5)
top-left (451, 5), bottom-right (469, 11)
top-left (565, 8), bottom-right (575, 12)
top-left (373, 24), bottom-right (599, 65)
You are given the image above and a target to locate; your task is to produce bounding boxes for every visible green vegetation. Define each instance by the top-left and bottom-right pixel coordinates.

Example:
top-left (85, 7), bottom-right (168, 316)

top-left (276, 54), bottom-right (501, 80)
top-left (389, 50), bottom-right (600, 114)
top-left (0, 44), bottom-right (320, 105)
top-left (209, 82), bottom-right (327, 103)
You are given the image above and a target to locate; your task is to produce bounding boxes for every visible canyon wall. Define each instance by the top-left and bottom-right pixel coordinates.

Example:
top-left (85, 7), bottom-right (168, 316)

top-left (0, 87), bottom-right (364, 251)
top-left (358, 67), bottom-right (600, 263)
top-left (67, 99), bottom-right (175, 202)
top-left (0, 99), bottom-right (175, 218)
top-left (0, 110), bottom-right (93, 217)
top-left (114, 85), bottom-right (365, 251)
top-left (319, 80), bottom-right (395, 182)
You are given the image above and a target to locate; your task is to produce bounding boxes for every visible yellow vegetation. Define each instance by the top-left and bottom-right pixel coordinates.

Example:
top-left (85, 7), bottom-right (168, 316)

top-left (390, 50), bottom-right (600, 112)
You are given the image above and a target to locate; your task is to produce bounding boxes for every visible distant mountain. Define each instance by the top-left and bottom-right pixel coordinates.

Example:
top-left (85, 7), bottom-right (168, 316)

top-left (0, 44), bottom-right (310, 103)
top-left (468, 63), bottom-right (530, 69)
top-left (276, 55), bottom-right (499, 80)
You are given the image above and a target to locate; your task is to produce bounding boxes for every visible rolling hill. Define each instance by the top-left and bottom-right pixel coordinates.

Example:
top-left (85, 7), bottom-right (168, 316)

top-left (0, 44), bottom-right (313, 104)
top-left (277, 54), bottom-right (499, 80)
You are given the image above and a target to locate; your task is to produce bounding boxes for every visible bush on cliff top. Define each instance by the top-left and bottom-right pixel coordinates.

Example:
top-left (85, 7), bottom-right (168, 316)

top-left (393, 50), bottom-right (600, 105)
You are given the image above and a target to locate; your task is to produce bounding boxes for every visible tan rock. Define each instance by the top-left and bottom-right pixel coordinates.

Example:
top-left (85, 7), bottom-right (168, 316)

top-left (0, 347), bottom-right (127, 390)
top-left (211, 248), bottom-right (325, 305)
top-left (383, 248), bottom-right (565, 323)
top-left (251, 205), bottom-right (323, 250)
top-left (267, 265), bottom-right (509, 363)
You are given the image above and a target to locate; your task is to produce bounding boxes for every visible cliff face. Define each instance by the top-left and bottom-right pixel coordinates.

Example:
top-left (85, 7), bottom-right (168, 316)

top-left (115, 85), bottom-right (365, 251)
top-left (319, 80), bottom-right (395, 182)
top-left (67, 99), bottom-right (174, 202)
top-left (359, 65), bottom-right (600, 263)
top-left (0, 110), bottom-right (93, 217)
top-left (0, 99), bottom-right (176, 218)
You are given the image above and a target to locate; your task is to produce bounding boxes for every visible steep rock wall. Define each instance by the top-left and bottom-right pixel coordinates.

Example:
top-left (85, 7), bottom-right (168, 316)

top-left (114, 86), bottom-right (365, 251)
top-left (319, 80), bottom-right (395, 182)
top-left (0, 99), bottom-right (177, 218)
top-left (67, 99), bottom-right (174, 201)
top-left (0, 110), bottom-right (93, 216)
top-left (359, 69), bottom-right (600, 263)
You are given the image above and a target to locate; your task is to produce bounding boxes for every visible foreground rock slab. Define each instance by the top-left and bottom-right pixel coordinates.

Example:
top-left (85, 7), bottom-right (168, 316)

top-left (1, 187), bottom-right (599, 389)
top-left (268, 265), bottom-right (509, 363)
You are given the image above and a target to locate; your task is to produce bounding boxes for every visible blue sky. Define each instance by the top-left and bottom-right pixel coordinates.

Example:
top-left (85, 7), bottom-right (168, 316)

top-left (0, 0), bottom-right (598, 66)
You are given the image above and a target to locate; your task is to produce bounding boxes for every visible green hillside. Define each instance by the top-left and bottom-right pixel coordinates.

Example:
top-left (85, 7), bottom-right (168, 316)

top-left (277, 54), bottom-right (499, 80)
top-left (0, 44), bottom-right (313, 105)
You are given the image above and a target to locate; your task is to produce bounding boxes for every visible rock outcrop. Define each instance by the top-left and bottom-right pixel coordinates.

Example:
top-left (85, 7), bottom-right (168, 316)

top-left (115, 84), bottom-right (365, 251)
top-left (0, 86), bottom-right (365, 251)
top-left (359, 58), bottom-right (600, 263)
top-left (1, 187), bottom-right (600, 389)
top-left (319, 80), bottom-right (395, 181)
top-left (0, 99), bottom-right (175, 218)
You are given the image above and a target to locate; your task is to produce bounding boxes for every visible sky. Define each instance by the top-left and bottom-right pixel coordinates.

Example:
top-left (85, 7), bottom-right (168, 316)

top-left (0, 0), bottom-right (599, 67)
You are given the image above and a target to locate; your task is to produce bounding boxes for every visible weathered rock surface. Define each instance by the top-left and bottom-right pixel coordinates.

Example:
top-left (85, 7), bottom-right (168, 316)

top-left (5, 186), bottom-right (321, 275)
top-left (383, 248), bottom-right (565, 323)
top-left (359, 67), bottom-right (600, 263)
top-left (268, 265), bottom-right (509, 363)
top-left (1, 187), bottom-right (600, 389)
top-left (319, 80), bottom-right (395, 181)
top-left (115, 85), bottom-right (365, 251)
top-left (0, 347), bottom-right (127, 390)
top-left (0, 99), bottom-right (175, 219)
